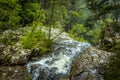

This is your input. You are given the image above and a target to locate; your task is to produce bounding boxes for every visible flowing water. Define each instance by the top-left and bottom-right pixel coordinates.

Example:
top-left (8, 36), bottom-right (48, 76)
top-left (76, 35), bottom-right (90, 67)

top-left (26, 39), bottom-right (91, 80)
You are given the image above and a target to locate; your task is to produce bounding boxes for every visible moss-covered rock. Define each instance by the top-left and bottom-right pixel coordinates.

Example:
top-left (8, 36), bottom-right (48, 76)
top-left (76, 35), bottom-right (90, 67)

top-left (0, 66), bottom-right (31, 80)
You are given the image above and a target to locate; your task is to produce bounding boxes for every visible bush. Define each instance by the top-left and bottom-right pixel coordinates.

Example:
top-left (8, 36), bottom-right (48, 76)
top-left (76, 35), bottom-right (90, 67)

top-left (20, 22), bottom-right (52, 55)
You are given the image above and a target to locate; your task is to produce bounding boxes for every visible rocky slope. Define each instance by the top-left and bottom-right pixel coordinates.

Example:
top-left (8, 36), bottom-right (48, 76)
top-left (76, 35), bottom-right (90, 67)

top-left (0, 27), bottom-right (116, 80)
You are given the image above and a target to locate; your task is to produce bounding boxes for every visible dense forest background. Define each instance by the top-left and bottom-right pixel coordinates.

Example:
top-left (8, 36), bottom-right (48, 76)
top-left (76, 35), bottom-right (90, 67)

top-left (0, 0), bottom-right (120, 43)
top-left (0, 0), bottom-right (120, 79)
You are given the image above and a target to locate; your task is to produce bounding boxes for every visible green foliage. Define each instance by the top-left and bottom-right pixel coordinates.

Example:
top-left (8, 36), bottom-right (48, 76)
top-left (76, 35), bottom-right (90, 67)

top-left (20, 2), bottom-right (45, 24)
top-left (86, 20), bottom-right (106, 44)
top-left (20, 22), bottom-right (52, 54)
top-left (44, 0), bottom-right (70, 27)
top-left (54, 5), bottom-right (70, 26)
top-left (68, 24), bottom-right (87, 42)
top-left (87, 28), bottom-right (101, 43)
top-left (0, 0), bottom-right (46, 30)
top-left (0, 0), bottom-right (21, 30)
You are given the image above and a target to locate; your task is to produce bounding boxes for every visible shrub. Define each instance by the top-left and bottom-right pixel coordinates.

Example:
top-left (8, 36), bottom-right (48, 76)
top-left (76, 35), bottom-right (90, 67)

top-left (20, 22), bottom-right (52, 55)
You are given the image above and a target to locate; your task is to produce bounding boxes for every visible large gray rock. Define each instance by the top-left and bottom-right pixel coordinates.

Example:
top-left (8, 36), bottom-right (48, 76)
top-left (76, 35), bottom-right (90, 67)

top-left (0, 66), bottom-right (31, 80)
top-left (69, 46), bottom-right (114, 80)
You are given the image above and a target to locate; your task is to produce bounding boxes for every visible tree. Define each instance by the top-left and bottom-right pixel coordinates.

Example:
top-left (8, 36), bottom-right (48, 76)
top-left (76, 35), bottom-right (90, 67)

top-left (86, 0), bottom-right (120, 22)
top-left (0, 0), bottom-right (21, 30)
top-left (19, 0), bottom-right (45, 25)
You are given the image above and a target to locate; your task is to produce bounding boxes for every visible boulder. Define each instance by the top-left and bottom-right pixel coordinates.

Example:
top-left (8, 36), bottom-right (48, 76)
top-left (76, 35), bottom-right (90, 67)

top-left (0, 66), bottom-right (31, 80)
top-left (0, 43), bottom-right (31, 65)
top-left (69, 46), bottom-right (114, 80)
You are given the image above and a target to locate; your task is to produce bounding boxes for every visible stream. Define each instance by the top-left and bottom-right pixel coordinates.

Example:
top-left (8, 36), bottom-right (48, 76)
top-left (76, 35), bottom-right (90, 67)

top-left (26, 39), bottom-right (91, 80)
